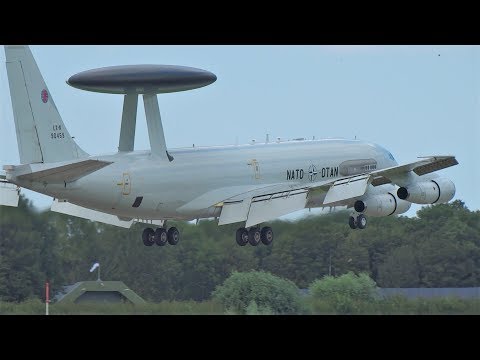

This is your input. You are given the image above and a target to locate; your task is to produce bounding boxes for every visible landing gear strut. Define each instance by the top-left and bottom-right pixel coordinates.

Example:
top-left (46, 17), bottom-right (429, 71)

top-left (142, 225), bottom-right (180, 247)
top-left (349, 214), bottom-right (367, 230)
top-left (236, 226), bottom-right (274, 246)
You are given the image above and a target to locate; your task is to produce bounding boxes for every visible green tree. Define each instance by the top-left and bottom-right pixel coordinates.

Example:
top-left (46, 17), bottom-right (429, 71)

top-left (1, 197), bottom-right (479, 304)
top-left (0, 196), bottom-right (46, 301)
top-left (377, 246), bottom-right (421, 287)
top-left (308, 272), bottom-right (379, 314)
top-left (309, 272), bottom-right (378, 301)
top-left (212, 270), bottom-right (301, 314)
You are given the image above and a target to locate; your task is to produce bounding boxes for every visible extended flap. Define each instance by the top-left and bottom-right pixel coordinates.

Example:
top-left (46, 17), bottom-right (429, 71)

top-left (246, 190), bottom-right (308, 227)
top-left (218, 199), bottom-right (251, 226)
top-left (323, 175), bottom-right (369, 205)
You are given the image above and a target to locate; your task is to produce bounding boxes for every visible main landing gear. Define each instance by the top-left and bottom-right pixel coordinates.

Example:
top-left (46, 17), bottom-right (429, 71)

top-left (235, 226), bottom-right (274, 246)
top-left (142, 226), bottom-right (180, 247)
top-left (348, 214), bottom-right (367, 230)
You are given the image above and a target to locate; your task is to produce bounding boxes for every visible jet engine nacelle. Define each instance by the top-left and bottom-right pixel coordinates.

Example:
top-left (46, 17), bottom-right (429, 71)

top-left (397, 178), bottom-right (455, 204)
top-left (354, 193), bottom-right (411, 217)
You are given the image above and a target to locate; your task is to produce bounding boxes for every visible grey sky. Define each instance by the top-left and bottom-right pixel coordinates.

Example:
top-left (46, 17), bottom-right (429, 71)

top-left (1, 45), bottom-right (479, 217)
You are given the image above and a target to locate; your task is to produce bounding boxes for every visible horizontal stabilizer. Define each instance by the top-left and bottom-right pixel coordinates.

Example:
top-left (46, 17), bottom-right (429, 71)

top-left (51, 200), bottom-right (165, 228)
top-left (17, 159), bottom-right (112, 183)
top-left (0, 179), bottom-right (20, 207)
top-left (51, 200), bottom-right (133, 228)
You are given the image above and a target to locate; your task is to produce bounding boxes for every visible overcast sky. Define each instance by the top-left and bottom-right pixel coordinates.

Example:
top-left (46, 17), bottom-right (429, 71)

top-left (1, 45), bottom-right (479, 218)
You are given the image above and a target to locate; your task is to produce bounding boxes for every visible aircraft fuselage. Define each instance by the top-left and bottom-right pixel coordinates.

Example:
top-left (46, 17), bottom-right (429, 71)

top-left (13, 139), bottom-right (397, 221)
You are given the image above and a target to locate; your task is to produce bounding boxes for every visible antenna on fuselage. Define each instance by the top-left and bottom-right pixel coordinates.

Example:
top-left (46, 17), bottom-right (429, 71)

top-left (67, 64), bottom-right (217, 162)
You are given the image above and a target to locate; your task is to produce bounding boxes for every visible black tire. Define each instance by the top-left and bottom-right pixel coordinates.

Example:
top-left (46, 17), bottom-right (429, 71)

top-left (167, 227), bottom-right (180, 245)
top-left (357, 214), bottom-right (367, 229)
top-left (348, 216), bottom-right (357, 229)
top-left (236, 228), bottom-right (249, 246)
top-left (154, 228), bottom-right (168, 246)
top-left (248, 228), bottom-right (261, 246)
top-left (142, 228), bottom-right (155, 246)
top-left (260, 226), bottom-right (274, 245)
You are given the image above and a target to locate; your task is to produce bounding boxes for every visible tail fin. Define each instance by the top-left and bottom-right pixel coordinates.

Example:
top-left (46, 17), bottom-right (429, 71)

top-left (5, 45), bottom-right (88, 164)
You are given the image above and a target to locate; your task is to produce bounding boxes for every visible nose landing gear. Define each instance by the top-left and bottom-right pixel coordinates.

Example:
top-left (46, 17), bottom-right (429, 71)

top-left (348, 214), bottom-right (367, 230)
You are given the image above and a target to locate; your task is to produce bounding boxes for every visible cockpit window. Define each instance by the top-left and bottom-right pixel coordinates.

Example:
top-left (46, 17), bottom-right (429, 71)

top-left (371, 143), bottom-right (396, 163)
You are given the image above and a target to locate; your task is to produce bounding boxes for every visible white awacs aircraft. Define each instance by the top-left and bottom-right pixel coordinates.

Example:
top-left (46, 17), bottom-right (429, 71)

top-left (0, 45), bottom-right (458, 247)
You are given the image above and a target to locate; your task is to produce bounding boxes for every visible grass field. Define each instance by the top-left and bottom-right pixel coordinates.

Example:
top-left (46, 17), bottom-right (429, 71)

top-left (2, 297), bottom-right (480, 315)
top-left (0, 299), bottom-right (224, 315)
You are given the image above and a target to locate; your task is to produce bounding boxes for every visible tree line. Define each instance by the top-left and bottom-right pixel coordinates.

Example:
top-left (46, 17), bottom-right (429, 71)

top-left (0, 197), bottom-right (479, 302)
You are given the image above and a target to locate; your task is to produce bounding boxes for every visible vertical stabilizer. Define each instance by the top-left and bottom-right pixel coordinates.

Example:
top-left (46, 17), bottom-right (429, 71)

top-left (5, 45), bottom-right (88, 164)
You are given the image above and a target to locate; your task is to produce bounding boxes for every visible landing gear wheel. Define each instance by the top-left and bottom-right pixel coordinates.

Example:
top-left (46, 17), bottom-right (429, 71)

top-left (154, 228), bottom-right (168, 246)
top-left (167, 227), bottom-right (180, 245)
top-left (261, 226), bottom-right (274, 245)
top-left (248, 228), bottom-right (261, 246)
top-left (236, 228), bottom-right (249, 246)
top-left (142, 228), bottom-right (155, 246)
top-left (357, 214), bottom-right (367, 229)
top-left (348, 216), bottom-right (357, 229)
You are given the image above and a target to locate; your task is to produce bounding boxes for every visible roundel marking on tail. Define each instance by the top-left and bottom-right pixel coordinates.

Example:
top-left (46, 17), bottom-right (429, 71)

top-left (41, 89), bottom-right (48, 103)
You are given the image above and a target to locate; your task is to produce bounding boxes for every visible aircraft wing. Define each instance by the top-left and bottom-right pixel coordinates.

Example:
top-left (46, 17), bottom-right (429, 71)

top-left (216, 181), bottom-right (330, 227)
top-left (217, 175), bottom-right (368, 226)
top-left (368, 155), bottom-right (458, 185)
top-left (215, 155), bottom-right (458, 227)
top-left (312, 155), bottom-right (458, 205)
